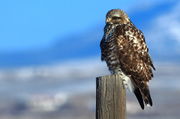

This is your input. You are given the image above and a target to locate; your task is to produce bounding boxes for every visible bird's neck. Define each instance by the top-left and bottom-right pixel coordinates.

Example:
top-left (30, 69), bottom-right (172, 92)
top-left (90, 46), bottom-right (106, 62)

top-left (103, 22), bottom-right (135, 41)
top-left (104, 23), bottom-right (118, 34)
top-left (103, 23), bottom-right (119, 41)
top-left (104, 21), bottom-right (134, 33)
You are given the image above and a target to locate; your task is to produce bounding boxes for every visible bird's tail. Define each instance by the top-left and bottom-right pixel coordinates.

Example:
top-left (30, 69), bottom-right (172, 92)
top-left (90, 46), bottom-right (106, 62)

top-left (141, 84), bottom-right (153, 107)
top-left (134, 88), bottom-right (144, 109)
top-left (134, 84), bottom-right (152, 110)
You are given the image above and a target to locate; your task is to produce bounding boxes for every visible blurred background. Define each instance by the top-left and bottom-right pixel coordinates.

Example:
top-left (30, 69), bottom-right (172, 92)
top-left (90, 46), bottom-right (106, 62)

top-left (0, 0), bottom-right (180, 119)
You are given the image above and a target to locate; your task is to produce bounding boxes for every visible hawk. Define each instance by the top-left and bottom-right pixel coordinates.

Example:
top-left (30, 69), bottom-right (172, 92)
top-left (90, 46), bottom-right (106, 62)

top-left (100, 9), bottom-right (155, 109)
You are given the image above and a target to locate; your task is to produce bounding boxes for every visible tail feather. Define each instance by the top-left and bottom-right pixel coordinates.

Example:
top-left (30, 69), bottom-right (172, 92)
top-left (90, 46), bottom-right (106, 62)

top-left (134, 86), bottom-right (153, 109)
top-left (142, 87), bottom-right (153, 106)
top-left (134, 88), bottom-right (144, 109)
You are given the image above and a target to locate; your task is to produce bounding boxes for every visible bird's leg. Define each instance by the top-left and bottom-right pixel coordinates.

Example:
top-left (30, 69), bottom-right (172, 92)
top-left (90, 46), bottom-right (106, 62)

top-left (121, 74), bottom-right (134, 92)
top-left (122, 75), bottom-right (128, 89)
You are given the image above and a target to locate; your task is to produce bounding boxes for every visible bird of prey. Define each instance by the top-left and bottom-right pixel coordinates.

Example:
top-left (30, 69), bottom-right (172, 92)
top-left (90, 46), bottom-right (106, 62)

top-left (100, 9), bottom-right (155, 109)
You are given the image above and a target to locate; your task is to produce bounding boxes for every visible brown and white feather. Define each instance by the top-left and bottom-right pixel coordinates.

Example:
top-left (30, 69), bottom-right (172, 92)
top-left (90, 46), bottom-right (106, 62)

top-left (100, 9), bottom-right (155, 109)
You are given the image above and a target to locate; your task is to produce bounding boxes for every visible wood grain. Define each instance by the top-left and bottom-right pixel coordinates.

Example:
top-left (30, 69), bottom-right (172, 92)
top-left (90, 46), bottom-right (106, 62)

top-left (96, 74), bottom-right (126, 119)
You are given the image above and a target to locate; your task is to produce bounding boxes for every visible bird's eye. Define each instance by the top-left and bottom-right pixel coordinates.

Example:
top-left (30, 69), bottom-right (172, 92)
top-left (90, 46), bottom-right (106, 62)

top-left (112, 16), bottom-right (121, 19)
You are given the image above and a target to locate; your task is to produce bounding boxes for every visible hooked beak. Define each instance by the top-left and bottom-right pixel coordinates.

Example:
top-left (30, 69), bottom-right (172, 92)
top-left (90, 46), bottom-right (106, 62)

top-left (106, 17), bottom-right (111, 23)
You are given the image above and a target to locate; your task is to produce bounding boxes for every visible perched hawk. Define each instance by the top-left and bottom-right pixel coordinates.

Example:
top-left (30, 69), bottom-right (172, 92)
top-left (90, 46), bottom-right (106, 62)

top-left (100, 9), bottom-right (155, 109)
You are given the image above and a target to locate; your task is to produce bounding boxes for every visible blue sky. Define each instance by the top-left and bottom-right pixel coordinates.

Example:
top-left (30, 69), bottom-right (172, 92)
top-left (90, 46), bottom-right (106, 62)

top-left (0, 0), bottom-right (136, 52)
top-left (0, 0), bottom-right (180, 66)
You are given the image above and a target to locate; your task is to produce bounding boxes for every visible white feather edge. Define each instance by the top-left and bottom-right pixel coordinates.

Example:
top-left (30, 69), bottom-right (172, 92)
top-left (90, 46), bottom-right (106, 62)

top-left (121, 73), bottom-right (134, 92)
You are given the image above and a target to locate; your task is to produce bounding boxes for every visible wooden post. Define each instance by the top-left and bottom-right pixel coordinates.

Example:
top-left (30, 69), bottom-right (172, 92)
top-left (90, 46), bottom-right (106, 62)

top-left (96, 74), bottom-right (126, 119)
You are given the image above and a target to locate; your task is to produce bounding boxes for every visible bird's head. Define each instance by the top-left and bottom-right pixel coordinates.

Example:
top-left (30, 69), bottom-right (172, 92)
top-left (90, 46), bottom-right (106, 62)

top-left (106, 9), bottom-right (130, 24)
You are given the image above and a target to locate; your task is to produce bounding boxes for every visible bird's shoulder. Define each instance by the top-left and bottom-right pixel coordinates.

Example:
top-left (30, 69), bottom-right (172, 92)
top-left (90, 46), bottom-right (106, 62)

top-left (115, 24), bottom-right (144, 39)
top-left (114, 24), bottom-right (156, 73)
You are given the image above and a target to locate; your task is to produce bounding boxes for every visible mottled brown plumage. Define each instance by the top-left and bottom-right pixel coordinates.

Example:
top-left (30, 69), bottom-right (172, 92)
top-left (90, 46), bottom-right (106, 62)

top-left (100, 9), bottom-right (155, 109)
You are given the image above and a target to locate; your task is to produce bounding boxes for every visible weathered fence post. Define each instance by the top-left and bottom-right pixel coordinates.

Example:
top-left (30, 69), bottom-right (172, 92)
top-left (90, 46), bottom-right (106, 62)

top-left (96, 74), bottom-right (126, 119)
